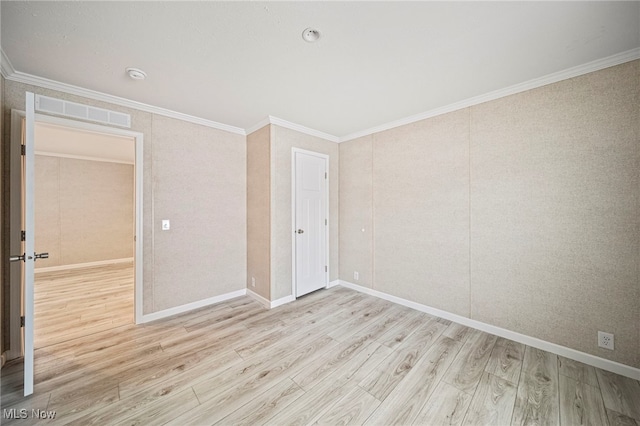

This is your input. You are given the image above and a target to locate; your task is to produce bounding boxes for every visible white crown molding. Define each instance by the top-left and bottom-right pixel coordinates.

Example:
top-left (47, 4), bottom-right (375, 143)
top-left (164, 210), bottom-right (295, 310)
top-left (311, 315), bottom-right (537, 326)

top-left (1, 57), bottom-right (246, 136)
top-left (1, 48), bottom-right (17, 78)
top-left (340, 48), bottom-right (640, 142)
top-left (246, 115), bottom-right (340, 143)
top-left (269, 116), bottom-right (340, 143)
top-left (245, 117), bottom-right (271, 135)
top-left (338, 280), bottom-right (640, 381)
top-left (4, 47), bottom-right (638, 143)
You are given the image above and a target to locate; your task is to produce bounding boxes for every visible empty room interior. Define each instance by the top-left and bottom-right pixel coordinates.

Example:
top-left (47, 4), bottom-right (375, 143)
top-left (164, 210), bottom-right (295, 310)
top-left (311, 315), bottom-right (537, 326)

top-left (32, 123), bottom-right (136, 349)
top-left (0, 2), bottom-right (639, 425)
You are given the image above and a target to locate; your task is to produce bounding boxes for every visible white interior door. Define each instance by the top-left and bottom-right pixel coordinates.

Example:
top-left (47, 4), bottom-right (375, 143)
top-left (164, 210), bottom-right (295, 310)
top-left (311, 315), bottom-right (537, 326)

top-left (8, 93), bottom-right (38, 396)
top-left (293, 150), bottom-right (328, 297)
top-left (8, 95), bottom-right (37, 396)
top-left (23, 92), bottom-right (37, 396)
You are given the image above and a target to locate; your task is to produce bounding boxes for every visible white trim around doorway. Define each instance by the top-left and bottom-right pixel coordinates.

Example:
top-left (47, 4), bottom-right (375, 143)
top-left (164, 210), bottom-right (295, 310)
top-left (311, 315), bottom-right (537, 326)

top-left (10, 111), bottom-right (145, 333)
top-left (290, 148), bottom-right (330, 301)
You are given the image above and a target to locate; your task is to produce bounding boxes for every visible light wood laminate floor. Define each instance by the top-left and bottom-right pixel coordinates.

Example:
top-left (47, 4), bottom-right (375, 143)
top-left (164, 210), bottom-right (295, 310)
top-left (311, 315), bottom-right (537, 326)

top-left (2, 265), bottom-right (639, 425)
top-left (34, 263), bottom-right (134, 349)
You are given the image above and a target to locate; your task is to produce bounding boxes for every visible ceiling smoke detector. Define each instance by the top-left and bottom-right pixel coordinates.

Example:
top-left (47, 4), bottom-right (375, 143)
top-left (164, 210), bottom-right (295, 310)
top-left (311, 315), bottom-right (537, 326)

top-left (126, 67), bottom-right (147, 80)
top-left (302, 28), bottom-right (320, 43)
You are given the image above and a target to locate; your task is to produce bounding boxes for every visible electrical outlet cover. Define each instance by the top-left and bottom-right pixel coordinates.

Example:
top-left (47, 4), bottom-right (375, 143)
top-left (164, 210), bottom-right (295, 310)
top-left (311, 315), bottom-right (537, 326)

top-left (598, 331), bottom-right (614, 350)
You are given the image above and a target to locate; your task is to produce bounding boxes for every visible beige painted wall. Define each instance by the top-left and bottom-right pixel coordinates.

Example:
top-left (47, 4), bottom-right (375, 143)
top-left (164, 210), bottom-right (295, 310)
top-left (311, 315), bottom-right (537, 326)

top-left (246, 125), bottom-right (271, 300)
top-left (3, 81), bottom-right (246, 315)
top-left (150, 115), bottom-right (246, 311)
top-left (375, 109), bottom-right (471, 317)
top-left (271, 125), bottom-right (339, 300)
top-left (34, 155), bottom-right (134, 268)
top-left (469, 61), bottom-right (639, 368)
top-left (339, 136), bottom-right (373, 288)
top-left (339, 60), bottom-right (639, 368)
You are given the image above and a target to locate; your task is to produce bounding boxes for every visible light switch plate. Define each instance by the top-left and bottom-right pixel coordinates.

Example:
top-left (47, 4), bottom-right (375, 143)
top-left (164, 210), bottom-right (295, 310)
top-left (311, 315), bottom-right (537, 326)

top-left (162, 220), bottom-right (170, 230)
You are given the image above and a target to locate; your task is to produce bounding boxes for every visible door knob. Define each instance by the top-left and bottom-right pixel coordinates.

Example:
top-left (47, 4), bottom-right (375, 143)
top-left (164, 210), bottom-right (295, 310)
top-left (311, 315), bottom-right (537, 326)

top-left (10, 254), bottom-right (25, 262)
top-left (34, 252), bottom-right (49, 261)
top-left (297, 229), bottom-right (304, 234)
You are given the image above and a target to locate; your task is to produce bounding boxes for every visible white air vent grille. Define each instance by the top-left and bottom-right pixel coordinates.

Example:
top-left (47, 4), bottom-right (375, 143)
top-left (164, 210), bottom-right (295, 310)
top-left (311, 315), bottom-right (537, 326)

top-left (35, 95), bottom-right (131, 128)
top-left (109, 111), bottom-right (131, 127)
top-left (88, 107), bottom-right (109, 122)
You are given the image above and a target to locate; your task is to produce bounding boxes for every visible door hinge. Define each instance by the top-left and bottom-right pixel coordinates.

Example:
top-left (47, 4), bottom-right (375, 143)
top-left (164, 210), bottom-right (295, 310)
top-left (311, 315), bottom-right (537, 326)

top-left (20, 316), bottom-right (25, 327)
top-left (21, 230), bottom-right (26, 241)
top-left (21, 144), bottom-right (26, 155)
top-left (325, 172), bottom-right (327, 179)
top-left (325, 219), bottom-right (327, 226)
top-left (325, 265), bottom-right (328, 272)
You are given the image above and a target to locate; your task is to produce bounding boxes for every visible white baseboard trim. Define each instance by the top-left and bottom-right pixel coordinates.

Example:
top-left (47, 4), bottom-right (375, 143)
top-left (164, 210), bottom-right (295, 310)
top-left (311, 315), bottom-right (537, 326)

top-left (35, 257), bottom-right (134, 273)
top-left (246, 289), bottom-right (271, 309)
top-left (4, 348), bottom-right (22, 363)
top-left (242, 289), bottom-right (296, 310)
top-left (141, 289), bottom-right (247, 323)
top-left (327, 280), bottom-right (340, 288)
top-left (271, 295), bottom-right (296, 309)
top-left (338, 280), bottom-right (640, 381)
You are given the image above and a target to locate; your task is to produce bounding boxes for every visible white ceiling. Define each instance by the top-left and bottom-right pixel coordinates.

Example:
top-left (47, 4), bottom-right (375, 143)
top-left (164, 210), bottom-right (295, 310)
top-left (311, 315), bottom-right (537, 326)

top-left (35, 122), bottom-right (135, 164)
top-left (2, 2), bottom-right (639, 138)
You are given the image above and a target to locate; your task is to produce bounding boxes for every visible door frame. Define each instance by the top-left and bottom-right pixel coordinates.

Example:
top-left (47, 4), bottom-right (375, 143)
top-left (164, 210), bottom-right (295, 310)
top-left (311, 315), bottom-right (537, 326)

top-left (8, 110), bottom-right (145, 358)
top-left (290, 147), bottom-right (329, 299)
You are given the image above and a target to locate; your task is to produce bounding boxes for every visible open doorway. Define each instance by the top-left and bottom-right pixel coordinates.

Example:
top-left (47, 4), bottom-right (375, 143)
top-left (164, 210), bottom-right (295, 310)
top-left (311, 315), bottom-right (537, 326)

top-left (3, 106), bottom-right (144, 397)
top-left (33, 122), bottom-right (136, 349)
